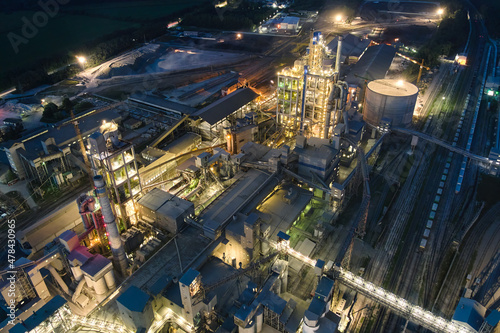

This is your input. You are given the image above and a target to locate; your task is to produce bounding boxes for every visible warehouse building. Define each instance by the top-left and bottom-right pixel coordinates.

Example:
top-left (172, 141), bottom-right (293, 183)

top-left (137, 188), bottom-right (194, 234)
top-left (279, 16), bottom-right (300, 32)
top-left (345, 44), bottom-right (396, 100)
top-left (192, 87), bottom-right (260, 140)
top-left (3, 109), bottom-right (122, 182)
top-left (328, 34), bottom-right (371, 65)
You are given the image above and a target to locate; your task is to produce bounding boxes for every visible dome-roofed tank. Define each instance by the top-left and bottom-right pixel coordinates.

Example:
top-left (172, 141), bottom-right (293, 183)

top-left (363, 79), bottom-right (418, 127)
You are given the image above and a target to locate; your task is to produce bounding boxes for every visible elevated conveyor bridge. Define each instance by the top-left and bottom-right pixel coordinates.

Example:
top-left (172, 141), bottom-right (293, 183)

top-left (264, 235), bottom-right (474, 333)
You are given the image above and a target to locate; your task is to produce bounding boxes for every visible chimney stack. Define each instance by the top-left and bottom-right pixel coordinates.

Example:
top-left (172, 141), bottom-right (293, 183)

top-left (336, 36), bottom-right (343, 73)
top-left (94, 175), bottom-right (128, 276)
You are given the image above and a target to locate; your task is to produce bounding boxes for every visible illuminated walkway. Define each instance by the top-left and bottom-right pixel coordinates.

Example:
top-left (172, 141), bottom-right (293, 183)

top-left (334, 267), bottom-right (474, 333)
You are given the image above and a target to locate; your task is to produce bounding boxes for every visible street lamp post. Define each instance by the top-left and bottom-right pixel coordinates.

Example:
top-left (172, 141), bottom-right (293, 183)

top-left (335, 14), bottom-right (343, 28)
top-left (76, 56), bottom-right (87, 69)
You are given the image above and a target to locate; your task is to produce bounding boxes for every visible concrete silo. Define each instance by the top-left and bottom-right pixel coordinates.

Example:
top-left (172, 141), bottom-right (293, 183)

top-left (363, 79), bottom-right (418, 127)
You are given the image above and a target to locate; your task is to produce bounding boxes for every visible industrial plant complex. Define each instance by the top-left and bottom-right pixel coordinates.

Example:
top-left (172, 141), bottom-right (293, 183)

top-left (1, 1), bottom-right (500, 333)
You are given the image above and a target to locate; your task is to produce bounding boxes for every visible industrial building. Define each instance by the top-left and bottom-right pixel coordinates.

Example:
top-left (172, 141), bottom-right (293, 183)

top-left (116, 285), bottom-right (154, 332)
top-left (327, 34), bottom-right (372, 65)
top-left (192, 87), bottom-right (260, 140)
top-left (137, 187), bottom-right (194, 234)
top-left (345, 44), bottom-right (397, 100)
top-left (277, 31), bottom-right (345, 138)
top-left (363, 79), bottom-right (418, 128)
top-left (8, 295), bottom-right (72, 333)
top-left (303, 276), bottom-right (340, 333)
top-left (2, 108), bottom-right (122, 182)
top-left (295, 136), bottom-right (340, 182)
top-left (279, 16), bottom-right (300, 32)
top-left (452, 298), bottom-right (500, 333)
top-left (87, 121), bottom-right (141, 225)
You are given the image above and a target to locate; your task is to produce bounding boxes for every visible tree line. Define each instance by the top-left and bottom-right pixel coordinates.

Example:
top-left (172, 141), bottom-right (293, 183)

top-left (181, 1), bottom-right (275, 31)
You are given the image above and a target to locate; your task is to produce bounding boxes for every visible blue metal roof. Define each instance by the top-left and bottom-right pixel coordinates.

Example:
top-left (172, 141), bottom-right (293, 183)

top-left (315, 259), bottom-right (325, 269)
top-left (234, 305), bottom-right (253, 322)
top-left (485, 310), bottom-right (500, 326)
top-left (277, 231), bottom-right (290, 241)
top-left (163, 282), bottom-right (183, 309)
top-left (117, 285), bottom-right (150, 313)
top-left (238, 282), bottom-right (258, 305)
top-left (58, 229), bottom-right (77, 242)
top-left (148, 275), bottom-right (170, 295)
top-left (452, 298), bottom-right (485, 331)
top-left (9, 295), bottom-right (67, 333)
top-left (80, 254), bottom-right (111, 277)
top-left (260, 292), bottom-right (287, 315)
top-left (315, 276), bottom-right (334, 301)
top-left (245, 213), bottom-right (259, 226)
top-left (307, 297), bottom-right (326, 316)
top-left (348, 120), bottom-right (365, 134)
top-left (179, 268), bottom-right (200, 286)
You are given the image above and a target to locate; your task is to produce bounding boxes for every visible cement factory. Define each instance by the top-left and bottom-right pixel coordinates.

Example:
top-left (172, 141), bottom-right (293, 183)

top-left (1, 3), bottom-right (500, 332)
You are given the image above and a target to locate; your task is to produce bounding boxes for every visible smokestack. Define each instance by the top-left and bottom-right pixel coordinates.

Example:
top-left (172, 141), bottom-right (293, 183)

top-left (336, 36), bottom-right (343, 74)
top-left (94, 175), bottom-right (128, 276)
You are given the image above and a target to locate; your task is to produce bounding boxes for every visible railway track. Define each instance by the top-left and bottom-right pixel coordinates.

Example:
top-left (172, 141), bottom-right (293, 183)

top-left (433, 203), bottom-right (500, 317)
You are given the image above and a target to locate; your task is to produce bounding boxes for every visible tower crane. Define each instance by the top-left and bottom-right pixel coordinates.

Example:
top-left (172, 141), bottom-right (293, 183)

top-left (370, 41), bottom-right (430, 83)
top-left (395, 53), bottom-right (430, 83)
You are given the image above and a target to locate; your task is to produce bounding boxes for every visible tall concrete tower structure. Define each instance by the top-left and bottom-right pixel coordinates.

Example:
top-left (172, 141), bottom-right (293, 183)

top-left (87, 121), bottom-right (141, 227)
top-left (94, 175), bottom-right (129, 276)
top-left (277, 31), bottom-right (343, 138)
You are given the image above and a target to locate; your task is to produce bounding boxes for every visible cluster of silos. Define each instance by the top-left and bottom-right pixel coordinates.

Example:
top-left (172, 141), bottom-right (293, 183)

top-left (363, 79), bottom-right (419, 127)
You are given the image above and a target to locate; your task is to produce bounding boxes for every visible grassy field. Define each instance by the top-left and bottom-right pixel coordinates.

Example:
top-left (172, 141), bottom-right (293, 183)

top-left (0, 0), bottom-right (206, 77)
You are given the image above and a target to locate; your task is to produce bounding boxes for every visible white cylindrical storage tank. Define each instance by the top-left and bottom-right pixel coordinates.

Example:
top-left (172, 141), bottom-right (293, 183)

top-left (84, 275), bottom-right (93, 287)
top-left (104, 270), bottom-right (116, 290)
top-left (94, 277), bottom-right (108, 295)
top-left (363, 79), bottom-right (418, 127)
top-left (238, 319), bottom-right (255, 333)
top-left (50, 259), bottom-right (63, 271)
top-left (71, 266), bottom-right (83, 281)
top-left (256, 308), bottom-right (264, 333)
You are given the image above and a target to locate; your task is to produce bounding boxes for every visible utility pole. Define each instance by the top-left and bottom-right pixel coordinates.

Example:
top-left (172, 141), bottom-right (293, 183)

top-left (71, 109), bottom-right (94, 186)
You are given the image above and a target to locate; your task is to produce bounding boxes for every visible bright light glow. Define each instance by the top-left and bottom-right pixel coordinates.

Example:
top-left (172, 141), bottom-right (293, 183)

top-left (76, 56), bottom-right (87, 64)
top-left (437, 8), bottom-right (444, 15)
top-left (488, 90), bottom-right (494, 96)
top-left (396, 80), bottom-right (404, 86)
top-left (236, 33), bottom-right (242, 39)
top-left (335, 15), bottom-right (343, 22)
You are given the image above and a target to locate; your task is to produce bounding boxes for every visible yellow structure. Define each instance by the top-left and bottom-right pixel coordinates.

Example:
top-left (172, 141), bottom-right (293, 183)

top-left (277, 31), bottom-right (339, 138)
